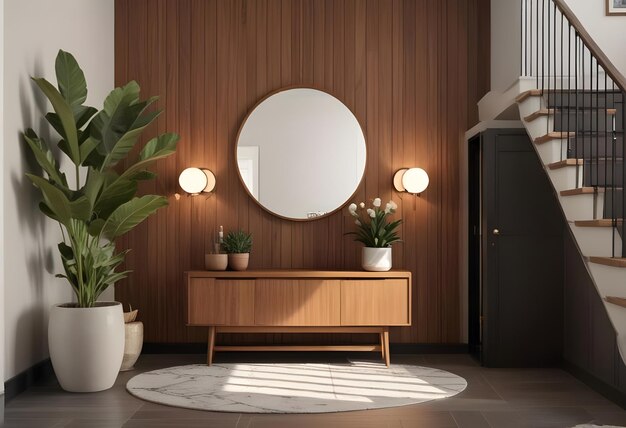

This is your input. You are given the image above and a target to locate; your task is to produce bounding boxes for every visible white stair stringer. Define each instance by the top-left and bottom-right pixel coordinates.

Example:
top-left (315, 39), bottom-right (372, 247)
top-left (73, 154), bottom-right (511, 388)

top-left (514, 86), bottom-right (626, 366)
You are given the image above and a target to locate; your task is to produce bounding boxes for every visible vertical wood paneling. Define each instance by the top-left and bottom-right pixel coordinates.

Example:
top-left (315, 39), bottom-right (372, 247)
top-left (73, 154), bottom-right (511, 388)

top-left (115, 0), bottom-right (489, 345)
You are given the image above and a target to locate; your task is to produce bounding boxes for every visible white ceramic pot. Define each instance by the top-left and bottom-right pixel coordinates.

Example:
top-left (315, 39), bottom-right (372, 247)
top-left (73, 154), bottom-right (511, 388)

top-left (205, 253), bottom-right (228, 271)
top-left (49, 302), bottom-right (124, 392)
top-left (120, 321), bottom-right (144, 371)
top-left (362, 247), bottom-right (393, 272)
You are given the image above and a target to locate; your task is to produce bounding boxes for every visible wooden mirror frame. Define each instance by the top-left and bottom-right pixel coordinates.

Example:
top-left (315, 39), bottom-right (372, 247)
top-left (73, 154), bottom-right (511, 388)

top-left (234, 86), bottom-right (368, 222)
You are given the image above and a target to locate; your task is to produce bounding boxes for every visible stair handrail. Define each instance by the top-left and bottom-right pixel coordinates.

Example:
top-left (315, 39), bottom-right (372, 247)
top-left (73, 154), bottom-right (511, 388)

top-left (553, 0), bottom-right (626, 92)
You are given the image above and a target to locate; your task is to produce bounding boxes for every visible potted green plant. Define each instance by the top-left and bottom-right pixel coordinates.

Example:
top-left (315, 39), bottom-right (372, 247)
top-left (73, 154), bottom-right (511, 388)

top-left (222, 230), bottom-right (253, 271)
top-left (23, 50), bottom-right (178, 392)
top-left (347, 198), bottom-right (402, 271)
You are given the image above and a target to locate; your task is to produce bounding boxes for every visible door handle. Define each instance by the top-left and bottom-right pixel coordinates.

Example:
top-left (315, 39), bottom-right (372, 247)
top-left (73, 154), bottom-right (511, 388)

top-left (492, 229), bottom-right (500, 235)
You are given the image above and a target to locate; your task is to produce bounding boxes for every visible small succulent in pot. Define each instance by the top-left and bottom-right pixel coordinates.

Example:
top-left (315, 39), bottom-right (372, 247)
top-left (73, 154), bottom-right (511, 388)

top-left (222, 230), bottom-right (253, 271)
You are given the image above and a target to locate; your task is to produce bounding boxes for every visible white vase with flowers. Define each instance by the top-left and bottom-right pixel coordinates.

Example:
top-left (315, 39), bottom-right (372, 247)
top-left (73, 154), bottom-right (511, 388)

top-left (347, 198), bottom-right (402, 272)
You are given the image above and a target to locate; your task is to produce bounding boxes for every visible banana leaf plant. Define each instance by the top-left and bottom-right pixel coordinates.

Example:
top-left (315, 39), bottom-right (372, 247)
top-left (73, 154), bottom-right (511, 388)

top-left (23, 50), bottom-right (178, 307)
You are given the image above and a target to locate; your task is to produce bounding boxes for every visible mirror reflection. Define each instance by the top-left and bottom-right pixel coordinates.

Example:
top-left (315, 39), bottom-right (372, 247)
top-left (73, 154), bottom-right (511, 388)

top-left (236, 88), bottom-right (367, 220)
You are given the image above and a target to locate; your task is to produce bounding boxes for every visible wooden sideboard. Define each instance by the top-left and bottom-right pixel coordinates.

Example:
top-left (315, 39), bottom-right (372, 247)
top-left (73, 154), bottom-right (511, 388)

top-left (185, 270), bottom-right (412, 366)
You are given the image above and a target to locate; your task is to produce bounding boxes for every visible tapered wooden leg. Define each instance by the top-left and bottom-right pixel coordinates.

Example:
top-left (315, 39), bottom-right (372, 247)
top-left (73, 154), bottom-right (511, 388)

top-left (383, 328), bottom-right (390, 367)
top-left (380, 332), bottom-right (386, 361)
top-left (207, 326), bottom-right (216, 366)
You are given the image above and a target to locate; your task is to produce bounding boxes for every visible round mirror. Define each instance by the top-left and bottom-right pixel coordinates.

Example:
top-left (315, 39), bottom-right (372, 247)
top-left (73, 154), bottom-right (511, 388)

top-left (236, 88), bottom-right (367, 220)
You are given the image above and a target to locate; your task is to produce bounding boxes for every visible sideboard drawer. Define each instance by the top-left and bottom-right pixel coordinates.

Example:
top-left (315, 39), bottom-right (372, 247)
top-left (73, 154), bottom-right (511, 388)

top-left (187, 278), bottom-right (255, 326)
top-left (340, 279), bottom-right (411, 326)
top-left (255, 279), bottom-right (341, 326)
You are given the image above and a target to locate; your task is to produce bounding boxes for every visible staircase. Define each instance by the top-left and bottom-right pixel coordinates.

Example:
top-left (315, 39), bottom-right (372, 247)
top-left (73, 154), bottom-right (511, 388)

top-left (514, 1), bottom-right (626, 362)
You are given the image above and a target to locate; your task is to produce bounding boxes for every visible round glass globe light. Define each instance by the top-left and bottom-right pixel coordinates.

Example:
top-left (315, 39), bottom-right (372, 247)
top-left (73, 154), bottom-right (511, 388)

top-left (179, 167), bottom-right (208, 194)
top-left (402, 168), bottom-right (429, 194)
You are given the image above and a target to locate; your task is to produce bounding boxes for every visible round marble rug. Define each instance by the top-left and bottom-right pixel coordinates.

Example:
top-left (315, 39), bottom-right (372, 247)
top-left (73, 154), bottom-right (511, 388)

top-left (126, 361), bottom-right (467, 414)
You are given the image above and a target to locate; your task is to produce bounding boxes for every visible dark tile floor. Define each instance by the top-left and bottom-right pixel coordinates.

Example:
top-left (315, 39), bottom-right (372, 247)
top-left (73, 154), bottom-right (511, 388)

top-left (3, 353), bottom-right (626, 428)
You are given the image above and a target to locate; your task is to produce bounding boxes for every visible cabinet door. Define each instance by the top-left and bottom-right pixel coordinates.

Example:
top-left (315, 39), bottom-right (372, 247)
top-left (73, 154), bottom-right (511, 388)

top-left (481, 129), bottom-right (564, 367)
top-left (187, 278), bottom-right (255, 326)
top-left (340, 279), bottom-right (410, 326)
top-left (254, 280), bottom-right (340, 326)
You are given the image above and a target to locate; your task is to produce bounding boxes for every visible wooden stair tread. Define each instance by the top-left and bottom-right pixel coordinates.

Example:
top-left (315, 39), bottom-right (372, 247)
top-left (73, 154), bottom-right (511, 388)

top-left (525, 109), bottom-right (553, 122)
top-left (575, 219), bottom-right (623, 227)
top-left (558, 107), bottom-right (617, 114)
top-left (547, 159), bottom-right (583, 169)
top-left (606, 296), bottom-right (626, 308)
top-left (589, 257), bottom-right (626, 267)
top-left (525, 108), bottom-right (617, 122)
top-left (516, 89), bottom-right (543, 103)
top-left (535, 132), bottom-right (575, 144)
top-left (560, 187), bottom-right (599, 196)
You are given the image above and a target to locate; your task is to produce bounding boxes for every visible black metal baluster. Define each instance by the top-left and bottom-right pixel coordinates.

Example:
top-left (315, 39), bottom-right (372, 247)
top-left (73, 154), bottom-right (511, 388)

top-left (574, 35), bottom-right (587, 187)
top-left (622, 89), bottom-right (625, 257)
top-left (560, 10), bottom-right (564, 136)
top-left (554, 1), bottom-right (557, 134)
top-left (589, 59), bottom-right (606, 186)
top-left (542, 0), bottom-right (545, 94)
top-left (531, 0), bottom-right (534, 78)
top-left (547, 0), bottom-right (551, 134)
top-left (568, 23), bottom-right (572, 145)
top-left (575, 33), bottom-right (579, 186)
top-left (535, 0), bottom-right (538, 83)
top-left (605, 72), bottom-right (608, 213)
top-left (526, 0), bottom-right (529, 76)
top-left (612, 81), bottom-right (616, 257)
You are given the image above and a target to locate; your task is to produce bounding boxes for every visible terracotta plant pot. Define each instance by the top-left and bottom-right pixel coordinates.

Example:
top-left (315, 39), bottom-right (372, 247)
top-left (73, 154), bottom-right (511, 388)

top-left (228, 253), bottom-right (250, 271)
top-left (205, 253), bottom-right (228, 271)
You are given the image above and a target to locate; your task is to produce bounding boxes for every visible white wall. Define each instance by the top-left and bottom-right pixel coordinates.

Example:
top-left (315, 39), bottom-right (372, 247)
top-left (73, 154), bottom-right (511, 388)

top-left (491, 0), bottom-right (521, 92)
top-left (563, 0), bottom-right (626, 76)
top-left (3, 0), bottom-right (114, 382)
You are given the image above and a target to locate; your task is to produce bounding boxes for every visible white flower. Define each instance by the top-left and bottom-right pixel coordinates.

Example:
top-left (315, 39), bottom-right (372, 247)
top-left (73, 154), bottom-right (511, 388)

top-left (359, 202), bottom-right (365, 209)
top-left (367, 208), bottom-right (376, 218)
top-left (373, 198), bottom-right (382, 207)
top-left (355, 219), bottom-right (361, 226)
top-left (349, 203), bottom-right (357, 212)
top-left (385, 200), bottom-right (397, 214)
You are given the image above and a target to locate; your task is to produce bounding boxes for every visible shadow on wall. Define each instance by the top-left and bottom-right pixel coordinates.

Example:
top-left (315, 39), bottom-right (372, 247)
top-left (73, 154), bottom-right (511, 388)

top-left (7, 57), bottom-right (63, 368)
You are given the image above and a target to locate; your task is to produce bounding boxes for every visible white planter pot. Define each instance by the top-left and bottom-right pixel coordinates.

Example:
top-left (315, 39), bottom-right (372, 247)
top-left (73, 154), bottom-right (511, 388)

top-left (49, 302), bottom-right (124, 392)
top-left (362, 247), bottom-right (393, 272)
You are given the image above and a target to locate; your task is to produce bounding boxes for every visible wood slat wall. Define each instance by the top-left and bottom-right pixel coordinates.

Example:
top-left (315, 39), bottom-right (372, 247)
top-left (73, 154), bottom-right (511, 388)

top-left (114, 0), bottom-right (490, 345)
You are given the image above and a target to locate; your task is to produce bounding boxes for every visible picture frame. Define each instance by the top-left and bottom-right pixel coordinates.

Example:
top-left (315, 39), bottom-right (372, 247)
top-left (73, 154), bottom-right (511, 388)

top-left (607, 0), bottom-right (626, 16)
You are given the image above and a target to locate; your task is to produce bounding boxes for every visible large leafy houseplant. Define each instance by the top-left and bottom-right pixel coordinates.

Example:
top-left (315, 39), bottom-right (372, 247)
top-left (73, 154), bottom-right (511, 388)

top-left (24, 50), bottom-right (178, 308)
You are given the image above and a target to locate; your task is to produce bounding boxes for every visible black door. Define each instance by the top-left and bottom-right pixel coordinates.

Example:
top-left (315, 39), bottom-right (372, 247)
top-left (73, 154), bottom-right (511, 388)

top-left (471, 129), bottom-right (564, 367)
top-left (468, 135), bottom-right (482, 360)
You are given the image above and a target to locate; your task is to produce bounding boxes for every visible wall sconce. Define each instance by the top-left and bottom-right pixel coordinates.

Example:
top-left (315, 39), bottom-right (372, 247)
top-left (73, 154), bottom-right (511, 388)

top-left (393, 168), bottom-right (429, 195)
top-left (178, 167), bottom-right (216, 195)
